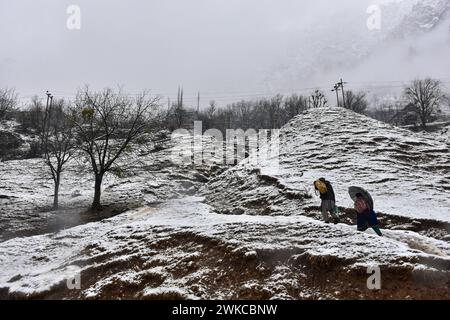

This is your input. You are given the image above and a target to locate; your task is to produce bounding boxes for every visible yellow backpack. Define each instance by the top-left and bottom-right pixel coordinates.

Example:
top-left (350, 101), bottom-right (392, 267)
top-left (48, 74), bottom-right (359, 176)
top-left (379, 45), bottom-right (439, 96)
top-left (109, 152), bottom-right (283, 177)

top-left (314, 180), bottom-right (328, 194)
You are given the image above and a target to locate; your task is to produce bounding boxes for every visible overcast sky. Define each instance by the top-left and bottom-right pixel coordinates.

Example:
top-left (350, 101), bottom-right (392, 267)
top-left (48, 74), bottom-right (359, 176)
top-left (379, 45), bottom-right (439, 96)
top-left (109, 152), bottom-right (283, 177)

top-left (1, 0), bottom-right (449, 106)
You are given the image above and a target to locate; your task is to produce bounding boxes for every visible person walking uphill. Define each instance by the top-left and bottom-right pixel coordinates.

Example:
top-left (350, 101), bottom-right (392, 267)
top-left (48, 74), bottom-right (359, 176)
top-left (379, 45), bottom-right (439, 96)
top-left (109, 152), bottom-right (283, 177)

top-left (348, 186), bottom-right (382, 237)
top-left (314, 178), bottom-right (340, 224)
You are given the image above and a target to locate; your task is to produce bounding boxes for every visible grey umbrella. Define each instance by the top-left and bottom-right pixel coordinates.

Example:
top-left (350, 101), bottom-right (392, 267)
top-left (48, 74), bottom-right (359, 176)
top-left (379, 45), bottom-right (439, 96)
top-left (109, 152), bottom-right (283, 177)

top-left (348, 186), bottom-right (374, 210)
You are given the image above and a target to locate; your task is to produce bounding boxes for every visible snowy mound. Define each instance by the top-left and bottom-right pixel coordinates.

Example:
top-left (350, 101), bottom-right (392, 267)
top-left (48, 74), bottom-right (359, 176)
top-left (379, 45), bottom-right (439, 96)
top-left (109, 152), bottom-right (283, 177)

top-left (207, 107), bottom-right (450, 223)
top-left (1, 197), bottom-right (449, 299)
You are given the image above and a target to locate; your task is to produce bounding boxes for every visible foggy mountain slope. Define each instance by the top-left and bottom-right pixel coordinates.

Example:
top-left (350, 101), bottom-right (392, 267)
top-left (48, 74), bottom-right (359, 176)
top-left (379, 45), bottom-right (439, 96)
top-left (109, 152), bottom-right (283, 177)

top-left (265, 0), bottom-right (450, 92)
top-left (3, 0), bottom-right (450, 101)
top-left (390, 0), bottom-right (450, 37)
top-left (205, 107), bottom-right (450, 223)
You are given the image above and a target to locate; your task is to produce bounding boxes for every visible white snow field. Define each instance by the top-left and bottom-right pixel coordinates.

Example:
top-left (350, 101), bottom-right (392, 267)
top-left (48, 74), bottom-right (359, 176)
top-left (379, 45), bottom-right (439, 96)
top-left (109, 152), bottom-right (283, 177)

top-left (0, 197), bottom-right (449, 299)
top-left (0, 107), bottom-right (449, 299)
top-left (0, 132), bottom-right (215, 240)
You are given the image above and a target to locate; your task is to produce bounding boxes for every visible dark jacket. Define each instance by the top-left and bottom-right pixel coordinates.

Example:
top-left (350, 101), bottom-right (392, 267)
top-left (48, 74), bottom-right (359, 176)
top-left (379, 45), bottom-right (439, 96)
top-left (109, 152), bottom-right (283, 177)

top-left (357, 209), bottom-right (379, 231)
top-left (319, 179), bottom-right (335, 202)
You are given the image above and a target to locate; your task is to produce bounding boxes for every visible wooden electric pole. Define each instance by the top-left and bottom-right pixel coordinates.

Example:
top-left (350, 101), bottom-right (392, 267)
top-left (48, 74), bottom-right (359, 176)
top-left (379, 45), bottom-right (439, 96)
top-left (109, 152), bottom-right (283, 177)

top-left (332, 84), bottom-right (340, 107)
top-left (43, 91), bottom-right (52, 132)
top-left (337, 78), bottom-right (347, 108)
top-left (197, 91), bottom-right (200, 114)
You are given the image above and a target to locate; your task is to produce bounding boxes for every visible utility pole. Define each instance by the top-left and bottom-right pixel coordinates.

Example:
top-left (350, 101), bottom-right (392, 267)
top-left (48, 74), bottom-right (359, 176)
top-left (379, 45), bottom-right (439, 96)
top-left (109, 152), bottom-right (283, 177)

top-left (177, 86), bottom-right (183, 108)
top-left (332, 84), bottom-right (340, 107)
top-left (337, 78), bottom-right (347, 108)
top-left (197, 91), bottom-right (200, 114)
top-left (49, 94), bottom-right (54, 111)
top-left (43, 91), bottom-right (52, 132)
top-left (41, 91), bottom-right (52, 150)
top-left (45, 91), bottom-right (51, 111)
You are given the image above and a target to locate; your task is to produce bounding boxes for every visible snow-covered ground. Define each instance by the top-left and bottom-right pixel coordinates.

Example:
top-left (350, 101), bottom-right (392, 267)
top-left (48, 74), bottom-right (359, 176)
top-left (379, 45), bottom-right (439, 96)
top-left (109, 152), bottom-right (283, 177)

top-left (440, 124), bottom-right (450, 143)
top-left (0, 134), bottom-right (212, 241)
top-left (0, 197), bottom-right (449, 299)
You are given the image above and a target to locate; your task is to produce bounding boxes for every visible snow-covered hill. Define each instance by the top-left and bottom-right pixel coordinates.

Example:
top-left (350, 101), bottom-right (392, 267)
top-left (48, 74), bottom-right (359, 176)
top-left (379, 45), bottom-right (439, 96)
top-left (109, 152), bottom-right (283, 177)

top-left (206, 107), bottom-right (450, 223)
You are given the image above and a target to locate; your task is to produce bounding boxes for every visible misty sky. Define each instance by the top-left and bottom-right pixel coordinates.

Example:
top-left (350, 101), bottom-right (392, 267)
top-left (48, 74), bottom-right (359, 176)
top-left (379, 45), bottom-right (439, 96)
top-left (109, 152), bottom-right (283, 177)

top-left (1, 0), bottom-right (449, 106)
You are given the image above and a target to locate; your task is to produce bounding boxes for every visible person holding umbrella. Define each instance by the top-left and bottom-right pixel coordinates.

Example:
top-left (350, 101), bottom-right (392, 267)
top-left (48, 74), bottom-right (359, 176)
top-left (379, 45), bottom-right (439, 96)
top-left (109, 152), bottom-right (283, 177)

top-left (348, 186), bottom-right (382, 236)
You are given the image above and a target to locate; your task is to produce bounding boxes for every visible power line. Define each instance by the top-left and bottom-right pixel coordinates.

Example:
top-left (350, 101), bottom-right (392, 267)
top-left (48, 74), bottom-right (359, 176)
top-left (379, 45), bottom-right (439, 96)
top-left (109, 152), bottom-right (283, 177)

top-left (16, 78), bottom-right (450, 104)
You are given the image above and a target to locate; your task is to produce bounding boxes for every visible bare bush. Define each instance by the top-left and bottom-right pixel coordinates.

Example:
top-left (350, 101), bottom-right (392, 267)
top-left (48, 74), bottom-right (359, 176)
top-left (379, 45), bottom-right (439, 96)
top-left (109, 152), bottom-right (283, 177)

top-left (0, 88), bottom-right (18, 120)
top-left (343, 91), bottom-right (368, 114)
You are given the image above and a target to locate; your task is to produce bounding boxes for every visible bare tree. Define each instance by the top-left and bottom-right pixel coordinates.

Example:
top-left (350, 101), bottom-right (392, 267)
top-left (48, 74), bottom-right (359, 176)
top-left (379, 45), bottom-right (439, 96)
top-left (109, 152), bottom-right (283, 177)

top-left (309, 90), bottom-right (328, 109)
top-left (172, 86), bottom-right (186, 128)
top-left (207, 101), bottom-right (216, 118)
top-left (269, 94), bottom-right (283, 128)
top-left (221, 105), bottom-right (234, 130)
top-left (16, 96), bottom-right (45, 134)
top-left (343, 90), bottom-right (368, 114)
top-left (197, 94), bottom-right (313, 133)
top-left (256, 95), bottom-right (283, 129)
top-left (284, 94), bottom-right (308, 121)
top-left (404, 78), bottom-right (446, 129)
top-left (205, 100), bottom-right (217, 128)
top-left (41, 98), bottom-right (75, 209)
top-left (0, 88), bottom-right (18, 120)
top-left (72, 87), bottom-right (159, 210)
top-left (232, 100), bottom-right (253, 129)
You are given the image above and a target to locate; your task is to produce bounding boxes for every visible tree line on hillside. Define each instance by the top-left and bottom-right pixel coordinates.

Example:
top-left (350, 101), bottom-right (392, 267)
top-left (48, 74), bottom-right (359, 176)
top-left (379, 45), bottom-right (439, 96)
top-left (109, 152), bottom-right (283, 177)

top-left (163, 88), bottom-right (328, 132)
top-left (166, 79), bottom-right (449, 132)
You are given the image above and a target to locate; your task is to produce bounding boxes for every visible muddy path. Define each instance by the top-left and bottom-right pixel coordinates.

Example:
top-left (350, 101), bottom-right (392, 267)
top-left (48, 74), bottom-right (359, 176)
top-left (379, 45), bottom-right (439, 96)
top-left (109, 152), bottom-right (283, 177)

top-left (206, 167), bottom-right (450, 244)
top-left (302, 206), bottom-right (450, 242)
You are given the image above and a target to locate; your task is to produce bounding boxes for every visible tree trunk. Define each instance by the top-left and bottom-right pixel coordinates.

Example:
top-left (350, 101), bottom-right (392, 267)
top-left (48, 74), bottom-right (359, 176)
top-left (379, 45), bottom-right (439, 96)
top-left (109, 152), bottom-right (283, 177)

top-left (53, 173), bottom-right (60, 210)
top-left (92, 173), bottom-right (104, 211)
top-left (421, 112), bottom-right (427, 130)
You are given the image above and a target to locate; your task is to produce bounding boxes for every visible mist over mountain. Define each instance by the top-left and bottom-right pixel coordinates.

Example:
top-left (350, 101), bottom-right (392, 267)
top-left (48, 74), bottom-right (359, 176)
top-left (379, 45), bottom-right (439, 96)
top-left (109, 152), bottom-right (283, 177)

top-left (263, 0), bottom-right (450, 96)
